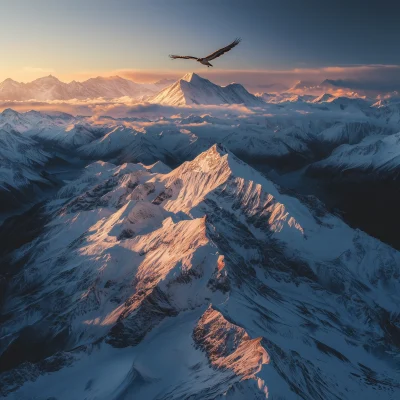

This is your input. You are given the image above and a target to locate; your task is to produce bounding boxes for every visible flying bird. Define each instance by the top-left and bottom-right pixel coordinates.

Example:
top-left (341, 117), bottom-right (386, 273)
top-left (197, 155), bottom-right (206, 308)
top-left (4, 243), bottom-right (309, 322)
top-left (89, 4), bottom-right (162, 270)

top-left (169, 38), bottom-right (241, 67)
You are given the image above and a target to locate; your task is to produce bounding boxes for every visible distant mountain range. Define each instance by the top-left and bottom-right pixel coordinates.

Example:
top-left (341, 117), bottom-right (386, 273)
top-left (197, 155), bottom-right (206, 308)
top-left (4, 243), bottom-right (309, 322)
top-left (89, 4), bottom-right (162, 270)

top-left (2, 73), bottom-right (398, 104)
top-left (0, 73), bottom-right (266, 105)
top-left (0, 75), bottom-right (173, 101)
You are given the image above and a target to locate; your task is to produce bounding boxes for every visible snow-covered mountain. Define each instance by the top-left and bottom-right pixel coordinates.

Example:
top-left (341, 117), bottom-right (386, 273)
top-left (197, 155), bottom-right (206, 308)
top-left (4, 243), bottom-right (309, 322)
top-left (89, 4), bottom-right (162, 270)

top-left (0, 125), bottom-right (53, 209)
top-left (0, 108), bottom-right (40, 132)
top-left (1, 144), bottom-right (399, 399)
top-left (372, 101), bottom-right (400, 125)
top-left (1, 95), bottom-right (399, 169)
top-left (308, 132), bottom-right (400, 180)
top-left (0, 79), bottom-right (27, 101)
top-left (78, 126), bottom-right (141, 159)
top-left (0, 75), bottom-right (164, 101)
top-left (2, 99), bottom-right (398, 175)
top-left (150, 73), bottom-right (266, 106)
top-left (1, 93), bottom-right (400, 398)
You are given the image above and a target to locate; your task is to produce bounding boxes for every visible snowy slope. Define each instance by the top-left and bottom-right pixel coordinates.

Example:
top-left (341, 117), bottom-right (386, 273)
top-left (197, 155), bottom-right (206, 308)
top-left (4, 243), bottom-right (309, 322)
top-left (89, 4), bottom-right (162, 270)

top-left (372, 102), bottom-right (400, 126)
top-left (313, 121), bottom-right (393, 146)
top-left (29, 123), bottom-right (99, 150)
top-left (0, 108), bottom-right (77, 133)
top-left (0, 109), bottom-right (34, 132)
top-left (308, 132), bottom-right (400, 180)
top-left (1, 103), bottom-right (399, 176)
top-left (0, 128), bottom-right (53, 207)
top-left (150, 73), bottom-right (266, 106)
top-left (312, 93), bottom-right (336, 103)
top-left (78, 126), bottom-right (141, 159)
top-left (1, 145), bottom-right (399, 399)
top-left (0, 109), bottom-right (107, 151)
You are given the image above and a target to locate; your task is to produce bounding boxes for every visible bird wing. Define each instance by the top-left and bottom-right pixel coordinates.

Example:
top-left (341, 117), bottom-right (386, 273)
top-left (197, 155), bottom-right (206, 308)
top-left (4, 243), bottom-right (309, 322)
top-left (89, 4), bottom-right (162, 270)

top-left (204, 38), bottom-right (241, 61)
top-left (169, 55), bottom-right (198, 60)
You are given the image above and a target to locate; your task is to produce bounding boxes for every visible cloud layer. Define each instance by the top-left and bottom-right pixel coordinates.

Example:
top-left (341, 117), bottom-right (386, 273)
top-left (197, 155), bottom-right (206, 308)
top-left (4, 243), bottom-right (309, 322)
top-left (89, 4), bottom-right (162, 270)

top-left (0, 98), bottom-right (255, 119)
top-left (114, 65), bottom-right (400, 94)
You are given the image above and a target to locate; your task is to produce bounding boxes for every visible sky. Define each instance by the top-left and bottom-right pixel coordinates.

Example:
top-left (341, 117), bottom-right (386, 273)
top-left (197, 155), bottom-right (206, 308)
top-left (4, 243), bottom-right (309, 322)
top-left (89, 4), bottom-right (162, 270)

top-left (1, 0), bottom-right (400, 89)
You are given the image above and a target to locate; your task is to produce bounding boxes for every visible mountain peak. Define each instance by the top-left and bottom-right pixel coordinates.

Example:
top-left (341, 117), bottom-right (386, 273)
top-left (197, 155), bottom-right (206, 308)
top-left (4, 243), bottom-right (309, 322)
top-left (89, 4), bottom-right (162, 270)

top-left (1, 78), bottom-right (20, 85)
top-left (212, 142), bottom-right (229, 155)
top-left (181, 72), bottom-right (202, 83)
top-left (33, 75), bottom-right (62, 84)
top-left (1, 108), bottom-right (19, 117)
top-left (313, 93), bottom-right (336, 103)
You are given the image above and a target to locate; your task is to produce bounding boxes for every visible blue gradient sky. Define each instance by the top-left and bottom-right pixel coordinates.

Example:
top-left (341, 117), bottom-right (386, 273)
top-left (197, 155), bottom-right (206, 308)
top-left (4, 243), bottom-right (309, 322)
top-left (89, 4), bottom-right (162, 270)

top-left (1, 0), bottom-right (400, 84)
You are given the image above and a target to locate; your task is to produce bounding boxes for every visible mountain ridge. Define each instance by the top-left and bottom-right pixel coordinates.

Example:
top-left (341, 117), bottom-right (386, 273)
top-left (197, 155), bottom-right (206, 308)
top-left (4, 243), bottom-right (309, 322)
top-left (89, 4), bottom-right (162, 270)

top-left (0, 75), bottom-right (173, 101)
top-left (1, 143), bottom-right (399, 399)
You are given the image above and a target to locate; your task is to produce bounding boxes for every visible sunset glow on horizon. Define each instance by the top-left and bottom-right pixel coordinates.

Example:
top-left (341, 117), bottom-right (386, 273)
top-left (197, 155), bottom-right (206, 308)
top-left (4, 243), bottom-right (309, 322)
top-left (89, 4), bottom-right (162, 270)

top-left (2, 0), bottom-right (400, 87)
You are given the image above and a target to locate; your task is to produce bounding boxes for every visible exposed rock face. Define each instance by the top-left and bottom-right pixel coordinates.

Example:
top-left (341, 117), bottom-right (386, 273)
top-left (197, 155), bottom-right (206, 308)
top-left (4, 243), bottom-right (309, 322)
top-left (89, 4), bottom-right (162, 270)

top-left (193, 306), bottom-right (269, 380)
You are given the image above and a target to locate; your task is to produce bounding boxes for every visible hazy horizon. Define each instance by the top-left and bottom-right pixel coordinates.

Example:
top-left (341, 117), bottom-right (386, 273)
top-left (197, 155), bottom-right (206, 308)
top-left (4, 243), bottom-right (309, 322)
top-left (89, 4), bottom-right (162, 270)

top-left (2, 65), bottom-right (400, 97)
top-left (1, 0), bottom-right (400, 92)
